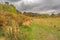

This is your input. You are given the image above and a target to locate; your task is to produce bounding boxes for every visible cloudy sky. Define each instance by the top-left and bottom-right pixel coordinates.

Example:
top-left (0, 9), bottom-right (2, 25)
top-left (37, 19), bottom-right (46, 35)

top-left (0, 0), bottom-right (60, 13)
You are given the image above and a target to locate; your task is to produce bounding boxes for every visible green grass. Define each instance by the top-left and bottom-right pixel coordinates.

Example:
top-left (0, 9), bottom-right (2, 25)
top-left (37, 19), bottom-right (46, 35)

top-left (19, 25), bottom-right (32, 40)
top-left (19, 18), bottom-right (60, 40)
top-left (0, 4), bottom-right (17, 13)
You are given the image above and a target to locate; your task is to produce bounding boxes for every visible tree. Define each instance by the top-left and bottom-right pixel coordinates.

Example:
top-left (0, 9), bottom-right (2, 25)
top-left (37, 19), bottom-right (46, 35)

top-left (50, 13), bottom-right (55, 17)
top-left (5, 2), bottom-right (9, 5)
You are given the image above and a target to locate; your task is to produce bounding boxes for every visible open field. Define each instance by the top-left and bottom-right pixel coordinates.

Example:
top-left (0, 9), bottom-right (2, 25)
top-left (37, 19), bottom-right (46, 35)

top-left (20, 18), bottom-right (60, 40)
top-left (0, 18), bottom-right (60, 40)
top-left (0, 2), bottom-right (60, 40)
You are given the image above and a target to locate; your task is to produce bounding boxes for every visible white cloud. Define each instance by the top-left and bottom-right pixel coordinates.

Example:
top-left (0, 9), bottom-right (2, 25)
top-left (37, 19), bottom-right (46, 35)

top-left (22, 0), bottom-right (43, 5)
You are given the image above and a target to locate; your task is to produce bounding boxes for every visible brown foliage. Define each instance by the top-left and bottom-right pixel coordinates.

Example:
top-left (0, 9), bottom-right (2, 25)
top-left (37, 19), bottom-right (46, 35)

top-left (0, 11), bottom-right (32, 40)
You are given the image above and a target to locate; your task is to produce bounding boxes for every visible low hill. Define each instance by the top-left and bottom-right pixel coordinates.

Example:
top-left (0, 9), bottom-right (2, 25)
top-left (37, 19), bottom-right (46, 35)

top-left (0, 2), bottom-right (17, 13)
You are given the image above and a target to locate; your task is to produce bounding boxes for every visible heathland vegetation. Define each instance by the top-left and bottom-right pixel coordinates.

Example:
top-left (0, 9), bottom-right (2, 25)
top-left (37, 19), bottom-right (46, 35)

top-left (0, 2), bottom-right (60, 40)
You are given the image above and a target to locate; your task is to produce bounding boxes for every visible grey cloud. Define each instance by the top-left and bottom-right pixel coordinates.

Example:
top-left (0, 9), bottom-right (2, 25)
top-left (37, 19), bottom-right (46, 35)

top-left (13, 0), bottom-right (43, 11)
top-left (4, 0), bottom-right (21, 2)
top-left (21, 0), bottom-right (60, 13)
top-left (17, 0), bottom-right (53, 11)
top-left (7, 0), bottom-right (20, 2)
top-left (0, 0), bottom-right (60, 13)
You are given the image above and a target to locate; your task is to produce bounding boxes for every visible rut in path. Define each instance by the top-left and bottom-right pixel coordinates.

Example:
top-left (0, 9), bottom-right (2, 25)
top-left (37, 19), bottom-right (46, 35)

top-left (31, 23), bottom-right (57, 40)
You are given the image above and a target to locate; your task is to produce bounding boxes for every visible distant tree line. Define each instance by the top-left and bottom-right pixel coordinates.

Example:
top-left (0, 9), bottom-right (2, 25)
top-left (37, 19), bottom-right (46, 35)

top-left (23, 12), bottom-right (60, 18)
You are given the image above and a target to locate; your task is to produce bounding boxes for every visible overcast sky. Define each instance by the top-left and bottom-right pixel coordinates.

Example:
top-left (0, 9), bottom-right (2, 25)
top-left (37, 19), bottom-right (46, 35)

top-left (0, 0), bottom-right (60, 13)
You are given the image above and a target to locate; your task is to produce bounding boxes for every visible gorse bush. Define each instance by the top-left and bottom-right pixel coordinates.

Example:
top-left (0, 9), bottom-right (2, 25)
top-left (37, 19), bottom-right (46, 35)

top-left (0, 11), bottom-right (32, 40)
top-left (0, 2), bottom-right (32, 40)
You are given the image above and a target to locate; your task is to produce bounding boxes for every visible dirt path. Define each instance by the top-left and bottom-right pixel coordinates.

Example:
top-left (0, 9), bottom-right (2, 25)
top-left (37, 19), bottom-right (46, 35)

top-left (30, 22), bottom-right (57, 40)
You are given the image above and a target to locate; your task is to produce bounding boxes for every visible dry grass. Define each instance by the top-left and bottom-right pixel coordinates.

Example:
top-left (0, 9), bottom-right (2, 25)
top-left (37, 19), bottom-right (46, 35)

top-left (29, 18), bottom-right (60, 40)
top-left (33, 18), bottom-right (60, 27)
top-left (0, 37), bottom-right (5, 40)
